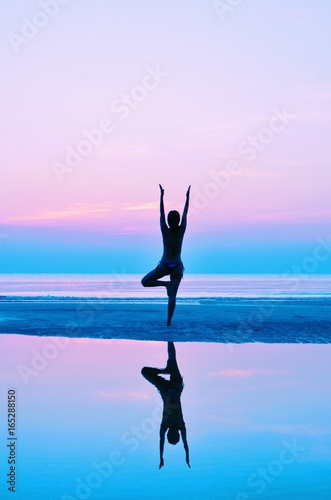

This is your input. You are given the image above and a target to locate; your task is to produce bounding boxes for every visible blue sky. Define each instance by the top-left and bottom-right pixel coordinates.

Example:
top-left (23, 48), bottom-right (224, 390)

top-left (1, 0), bottom-right (331, 273)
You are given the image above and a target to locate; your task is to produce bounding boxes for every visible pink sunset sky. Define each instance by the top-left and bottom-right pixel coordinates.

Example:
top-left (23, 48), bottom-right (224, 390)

top-left (1, 1), bottom-right (330, 273)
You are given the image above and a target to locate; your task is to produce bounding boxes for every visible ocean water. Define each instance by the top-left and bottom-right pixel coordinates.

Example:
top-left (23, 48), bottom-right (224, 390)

top-left (0, 338), bottom-right (330, 500)
top-left (0, 273), bottom-right (331, 298)
top-left (1, 277), bottom-right (331, 499)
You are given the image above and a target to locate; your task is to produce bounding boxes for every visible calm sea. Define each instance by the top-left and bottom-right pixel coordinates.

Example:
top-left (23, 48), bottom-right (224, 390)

top-left (0, 274), bottom-right (330, 298)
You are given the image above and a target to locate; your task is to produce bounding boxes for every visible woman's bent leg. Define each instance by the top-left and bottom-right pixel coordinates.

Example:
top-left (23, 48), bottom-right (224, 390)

top-left (141, 367), bottom-right (169, 393)
top-left (141, 264), bottom-right (170, 288)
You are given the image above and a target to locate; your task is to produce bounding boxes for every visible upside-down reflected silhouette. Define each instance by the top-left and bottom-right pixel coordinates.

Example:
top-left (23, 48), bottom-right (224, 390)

top-left (141, 341), bottom-right (190, 469)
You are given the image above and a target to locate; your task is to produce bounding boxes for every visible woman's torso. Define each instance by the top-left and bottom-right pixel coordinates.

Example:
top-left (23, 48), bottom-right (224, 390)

top-left (160, 226), bottom-right (185, 265)
top-left (161, 388), bottom-right (184, 427)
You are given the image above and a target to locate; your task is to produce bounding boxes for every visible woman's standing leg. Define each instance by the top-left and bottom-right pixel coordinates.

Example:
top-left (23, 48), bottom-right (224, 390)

top-left (166, 268), bottom-right (183, 326)
top-left (165, 342), bottom-right (183, 390)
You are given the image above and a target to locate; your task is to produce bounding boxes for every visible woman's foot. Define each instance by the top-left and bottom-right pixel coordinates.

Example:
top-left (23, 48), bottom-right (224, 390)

top-left (165, 282), bottom-right (171, 297)
top-left (162, 361), bottom-right (172, 373)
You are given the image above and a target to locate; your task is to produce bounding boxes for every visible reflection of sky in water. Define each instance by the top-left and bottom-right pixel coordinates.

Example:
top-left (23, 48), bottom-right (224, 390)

top-left (0, 336), bottom-right (330, 499)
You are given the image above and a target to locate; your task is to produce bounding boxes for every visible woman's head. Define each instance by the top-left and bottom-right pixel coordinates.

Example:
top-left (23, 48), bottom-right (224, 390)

top-left (167, 427), bottom-right (180, 445)
top-left (167, 210), bottom-right (180, 229)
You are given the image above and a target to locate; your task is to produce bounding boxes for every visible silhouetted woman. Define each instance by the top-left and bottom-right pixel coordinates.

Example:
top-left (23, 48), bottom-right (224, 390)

top-left (141, 185), bottom-right (190, 325)
top-left (141, 342), bottom-right (190, 469)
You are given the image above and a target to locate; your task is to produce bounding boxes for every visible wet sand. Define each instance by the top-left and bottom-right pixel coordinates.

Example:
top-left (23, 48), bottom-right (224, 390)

top-left (0, 297), bottom-right (331, 343)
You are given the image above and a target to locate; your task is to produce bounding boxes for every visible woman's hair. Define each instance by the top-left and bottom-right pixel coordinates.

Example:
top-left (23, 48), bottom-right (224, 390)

top-left (167, 427), bottom-right (180, 445)
top-left (167, 210), bottom-right (180, 229)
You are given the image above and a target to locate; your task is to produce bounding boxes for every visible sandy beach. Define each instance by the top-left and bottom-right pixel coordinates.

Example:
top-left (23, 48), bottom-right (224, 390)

top-left (1, 297), bottom-right (330, 343)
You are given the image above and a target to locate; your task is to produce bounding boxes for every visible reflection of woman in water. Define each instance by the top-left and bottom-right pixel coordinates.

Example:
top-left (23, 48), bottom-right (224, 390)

top-left (141, 185), bottom-right (190, 326)
top-left (141, 342), bottom-right (190, 469)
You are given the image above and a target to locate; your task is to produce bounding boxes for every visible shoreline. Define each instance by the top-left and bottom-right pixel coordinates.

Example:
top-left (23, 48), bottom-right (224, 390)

top-left (1, 295), bottom-right (331, 301)
top-left (1, 297), bottom-right (331, 343)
